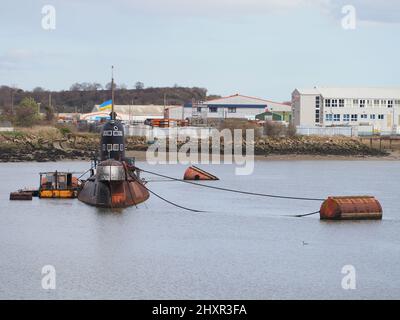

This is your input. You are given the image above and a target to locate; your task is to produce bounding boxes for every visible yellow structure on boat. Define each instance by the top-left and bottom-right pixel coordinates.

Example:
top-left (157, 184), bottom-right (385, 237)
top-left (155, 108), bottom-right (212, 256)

top-left (39, 171), bottom-right (80, 199)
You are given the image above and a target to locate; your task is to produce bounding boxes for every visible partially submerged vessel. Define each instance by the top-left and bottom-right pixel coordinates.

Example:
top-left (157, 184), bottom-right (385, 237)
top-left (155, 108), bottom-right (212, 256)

top-left (77, 68), bottom-right (149, 208)
top-left (183, 165), bottom-right (219, 181)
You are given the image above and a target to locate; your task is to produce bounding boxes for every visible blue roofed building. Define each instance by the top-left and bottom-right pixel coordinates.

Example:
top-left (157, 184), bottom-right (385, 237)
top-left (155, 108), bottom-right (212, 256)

top-left (184, 93), bottom-right (291, 122)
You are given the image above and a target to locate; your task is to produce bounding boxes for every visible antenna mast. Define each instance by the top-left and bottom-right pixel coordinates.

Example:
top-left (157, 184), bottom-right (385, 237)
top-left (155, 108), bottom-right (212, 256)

top-left (111, 65), bottom-right (115, 120)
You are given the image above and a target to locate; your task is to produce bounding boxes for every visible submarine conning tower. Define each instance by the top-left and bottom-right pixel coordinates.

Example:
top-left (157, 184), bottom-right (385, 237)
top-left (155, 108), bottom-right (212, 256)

top-left (100, 119), bottom-right (125, 161)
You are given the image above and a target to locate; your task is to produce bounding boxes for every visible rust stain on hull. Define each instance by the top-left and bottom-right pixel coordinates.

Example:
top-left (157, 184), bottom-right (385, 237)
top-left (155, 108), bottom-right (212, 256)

top-left (183, 166), bottom-right (219, 181)
top-left (319, 196), bottom-right (382, 220)
top-left (78, 160), bottom-right (149, 208)
top-left (78, 178), bottom-right (149, 208)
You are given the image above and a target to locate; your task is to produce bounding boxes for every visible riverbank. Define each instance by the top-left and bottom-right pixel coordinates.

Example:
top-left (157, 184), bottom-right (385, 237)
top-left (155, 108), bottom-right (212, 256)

top-left (0, 127), bottom-right (390, 162)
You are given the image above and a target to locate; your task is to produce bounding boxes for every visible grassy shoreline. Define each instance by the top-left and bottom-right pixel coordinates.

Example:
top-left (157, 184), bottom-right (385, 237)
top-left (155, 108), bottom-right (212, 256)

top-left (0, 126), bottom-right (390, 163)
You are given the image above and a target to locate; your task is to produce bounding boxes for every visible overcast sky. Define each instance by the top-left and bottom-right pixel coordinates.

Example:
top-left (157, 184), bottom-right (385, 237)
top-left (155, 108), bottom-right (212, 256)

top-left (1, 0), bottom-right (400, 101)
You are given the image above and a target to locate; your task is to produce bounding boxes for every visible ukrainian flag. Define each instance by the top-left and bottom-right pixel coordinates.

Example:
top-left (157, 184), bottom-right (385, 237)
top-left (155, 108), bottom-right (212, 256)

top-left (99, 99), bottom-right (112, 111)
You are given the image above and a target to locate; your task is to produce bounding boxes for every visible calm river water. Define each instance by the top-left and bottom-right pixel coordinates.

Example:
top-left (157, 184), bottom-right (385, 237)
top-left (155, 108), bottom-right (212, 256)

top-left (0, 160), bottom-right (399, 299)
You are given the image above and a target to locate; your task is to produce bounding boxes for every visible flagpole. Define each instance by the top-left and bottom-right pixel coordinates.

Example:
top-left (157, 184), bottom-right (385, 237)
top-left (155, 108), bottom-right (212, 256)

top-left (111, 65), bottom-right (115, 120)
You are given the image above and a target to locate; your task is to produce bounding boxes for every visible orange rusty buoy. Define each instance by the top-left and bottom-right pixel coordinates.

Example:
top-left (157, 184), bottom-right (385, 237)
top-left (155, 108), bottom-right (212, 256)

top-left (319, 196), bottom-right (382, 220)
top-left (183, 165), bottom-right (219, 181)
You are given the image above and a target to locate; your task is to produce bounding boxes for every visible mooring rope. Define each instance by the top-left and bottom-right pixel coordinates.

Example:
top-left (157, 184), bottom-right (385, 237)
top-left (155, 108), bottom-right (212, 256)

top-left (136, 172), bottom-right (319, 216)
top-left (76, 168), bottom-right (92, 180)
top-left (128, 171), bottom-right (205, 213)
top-left (136, 167), bottom-right (325, 202)
top-left (292, 210), bottom-right (320, 218)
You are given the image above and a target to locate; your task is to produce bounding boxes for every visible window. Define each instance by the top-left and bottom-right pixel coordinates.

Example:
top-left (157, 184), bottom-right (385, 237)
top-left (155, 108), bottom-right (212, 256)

top-left (113, 144), bottom-right (119, 151)
top-left (113, 130), bottom-right (123, 136)
top-left (107, 144), bottom-right (112, 152)
top-left (360, 114), bottom-right (367, 119)
top-left (102, 144), bottom-right (106, 151)
top-left (315, 96), bottom-right (320, 107)
top-left (103, 130), bottom-right (112, 136)
top-left (227, 107), bottom-right (236, 113)
top-left (374, 100), bottom-right (380, 107)
top-left (332, 99), bottom-right (338, 107)
top-left (325, 114), bottom-right (333, 121)
top-left (351, 114), bottom-right (358, 122)
top-left (360, 99), bottom-right (365, 108)
top-left (315, 96), bottom-right (320, 123)
top-left (353, 99), bottom-right (359, 107)
top-left (339, 99), bottom-right (344, 107)
top-left (120, 144), bottom-right (124, 151)
top-left (395, 100), bottom-right (400, 106)
top-left (388, 100), bottom-right (393, 108)
top-left (333, 114), bottom-right (340, 121)
top-left (343, 114), bottom-right (350, 122)
top-left (325, 99), bottom-right (331, 107)
top-left (197, 107), bottom-right (202, 112)
top-left (370, 114), bottom-right (376, 120)
top-left (381, 100), bottom-right (387, 107)
top-left (378, 114), bottom-right (384, 120)
top-left (209, 106), bottom-right (217, 113)
top-left (315, 109), bottom-right (320, 123)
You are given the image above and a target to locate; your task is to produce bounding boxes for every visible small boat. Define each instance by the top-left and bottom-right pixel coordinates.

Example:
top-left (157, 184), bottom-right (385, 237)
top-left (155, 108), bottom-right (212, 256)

top-left (183, 165), bottom-right (219, 181)
top-left (39, 171), bottom-right (80, 198)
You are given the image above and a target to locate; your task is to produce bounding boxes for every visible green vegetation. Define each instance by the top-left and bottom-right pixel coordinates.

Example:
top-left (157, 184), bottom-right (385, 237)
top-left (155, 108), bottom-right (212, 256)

top-left (58, 126), bottom-right (71, 136)
top-left (0, 85), bottom-right (212, 114)
top-left (15, 97), bottom-right (40, 127)
top-left (0, 130), bottom-right (26, 138)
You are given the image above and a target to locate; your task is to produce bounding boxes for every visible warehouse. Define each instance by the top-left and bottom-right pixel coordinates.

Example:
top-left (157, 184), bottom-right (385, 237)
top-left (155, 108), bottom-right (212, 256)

top-left (82, 104), bottom-right (183, 123)
top-left (184, 94), bottom-right (291, 122)
top-left (292, 87), bottom-right (400, 134)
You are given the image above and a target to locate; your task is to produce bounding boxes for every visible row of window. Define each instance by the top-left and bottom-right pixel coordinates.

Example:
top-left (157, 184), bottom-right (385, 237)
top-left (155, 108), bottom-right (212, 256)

top-left (315, 96), bottom-right (321, 123)
top-left (103, 130), bottom-right (123, 137)
top-left (209, 107), bottom-right (236, 113)
top-left (325, 99), bottom-right (400, 108)
top-left (102, 144), bottom-right (125, 152)
top-left (325, 114), bottom-right (385, 122)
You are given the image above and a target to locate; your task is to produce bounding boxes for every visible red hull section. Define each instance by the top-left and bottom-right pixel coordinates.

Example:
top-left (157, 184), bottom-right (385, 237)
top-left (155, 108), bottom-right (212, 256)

top-left (183, 166), bottom-right (219, 181)
top-left (319, 196), bottom-right (382, 220)
top-left (78, 160), bottom-right (149, 208)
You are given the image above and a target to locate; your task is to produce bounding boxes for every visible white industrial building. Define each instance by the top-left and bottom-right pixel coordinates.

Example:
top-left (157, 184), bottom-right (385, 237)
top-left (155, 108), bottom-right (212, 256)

top-left (292, 87), bottom-right (400, 134)
top-left (82, 104), bottom-right (184, 123)
top-left (184, 94), bottom-right (291, 121)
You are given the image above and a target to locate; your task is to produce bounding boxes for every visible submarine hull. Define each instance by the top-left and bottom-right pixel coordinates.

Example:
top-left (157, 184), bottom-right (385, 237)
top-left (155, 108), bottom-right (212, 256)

top-left (78, 160), bottom-right (149, 208)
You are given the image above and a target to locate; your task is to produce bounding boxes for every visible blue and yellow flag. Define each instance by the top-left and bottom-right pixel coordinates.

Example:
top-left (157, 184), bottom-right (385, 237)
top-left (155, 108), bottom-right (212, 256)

top-left (99, 99), bottom-right (112, 111)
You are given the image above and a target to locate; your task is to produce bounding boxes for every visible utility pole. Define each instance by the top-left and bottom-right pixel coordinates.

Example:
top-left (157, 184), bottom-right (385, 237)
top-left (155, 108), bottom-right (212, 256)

top-left (49, 93), bottom-right (52, 110)
top-left (163, 93), bottom-right (167, 119)
top-left (129, 99), bottom-right (133, 124)
top-left (10, 88), bottom-right (14, 114)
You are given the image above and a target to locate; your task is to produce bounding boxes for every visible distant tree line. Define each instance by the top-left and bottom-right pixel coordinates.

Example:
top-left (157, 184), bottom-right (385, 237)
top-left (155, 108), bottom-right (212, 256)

top-left (0, 84), bottom-right (215, 117)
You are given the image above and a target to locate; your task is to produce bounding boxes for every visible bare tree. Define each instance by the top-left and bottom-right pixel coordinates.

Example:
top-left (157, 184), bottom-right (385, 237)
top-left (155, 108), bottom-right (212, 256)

top-left (135, 81), bottom-right (144, 90)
